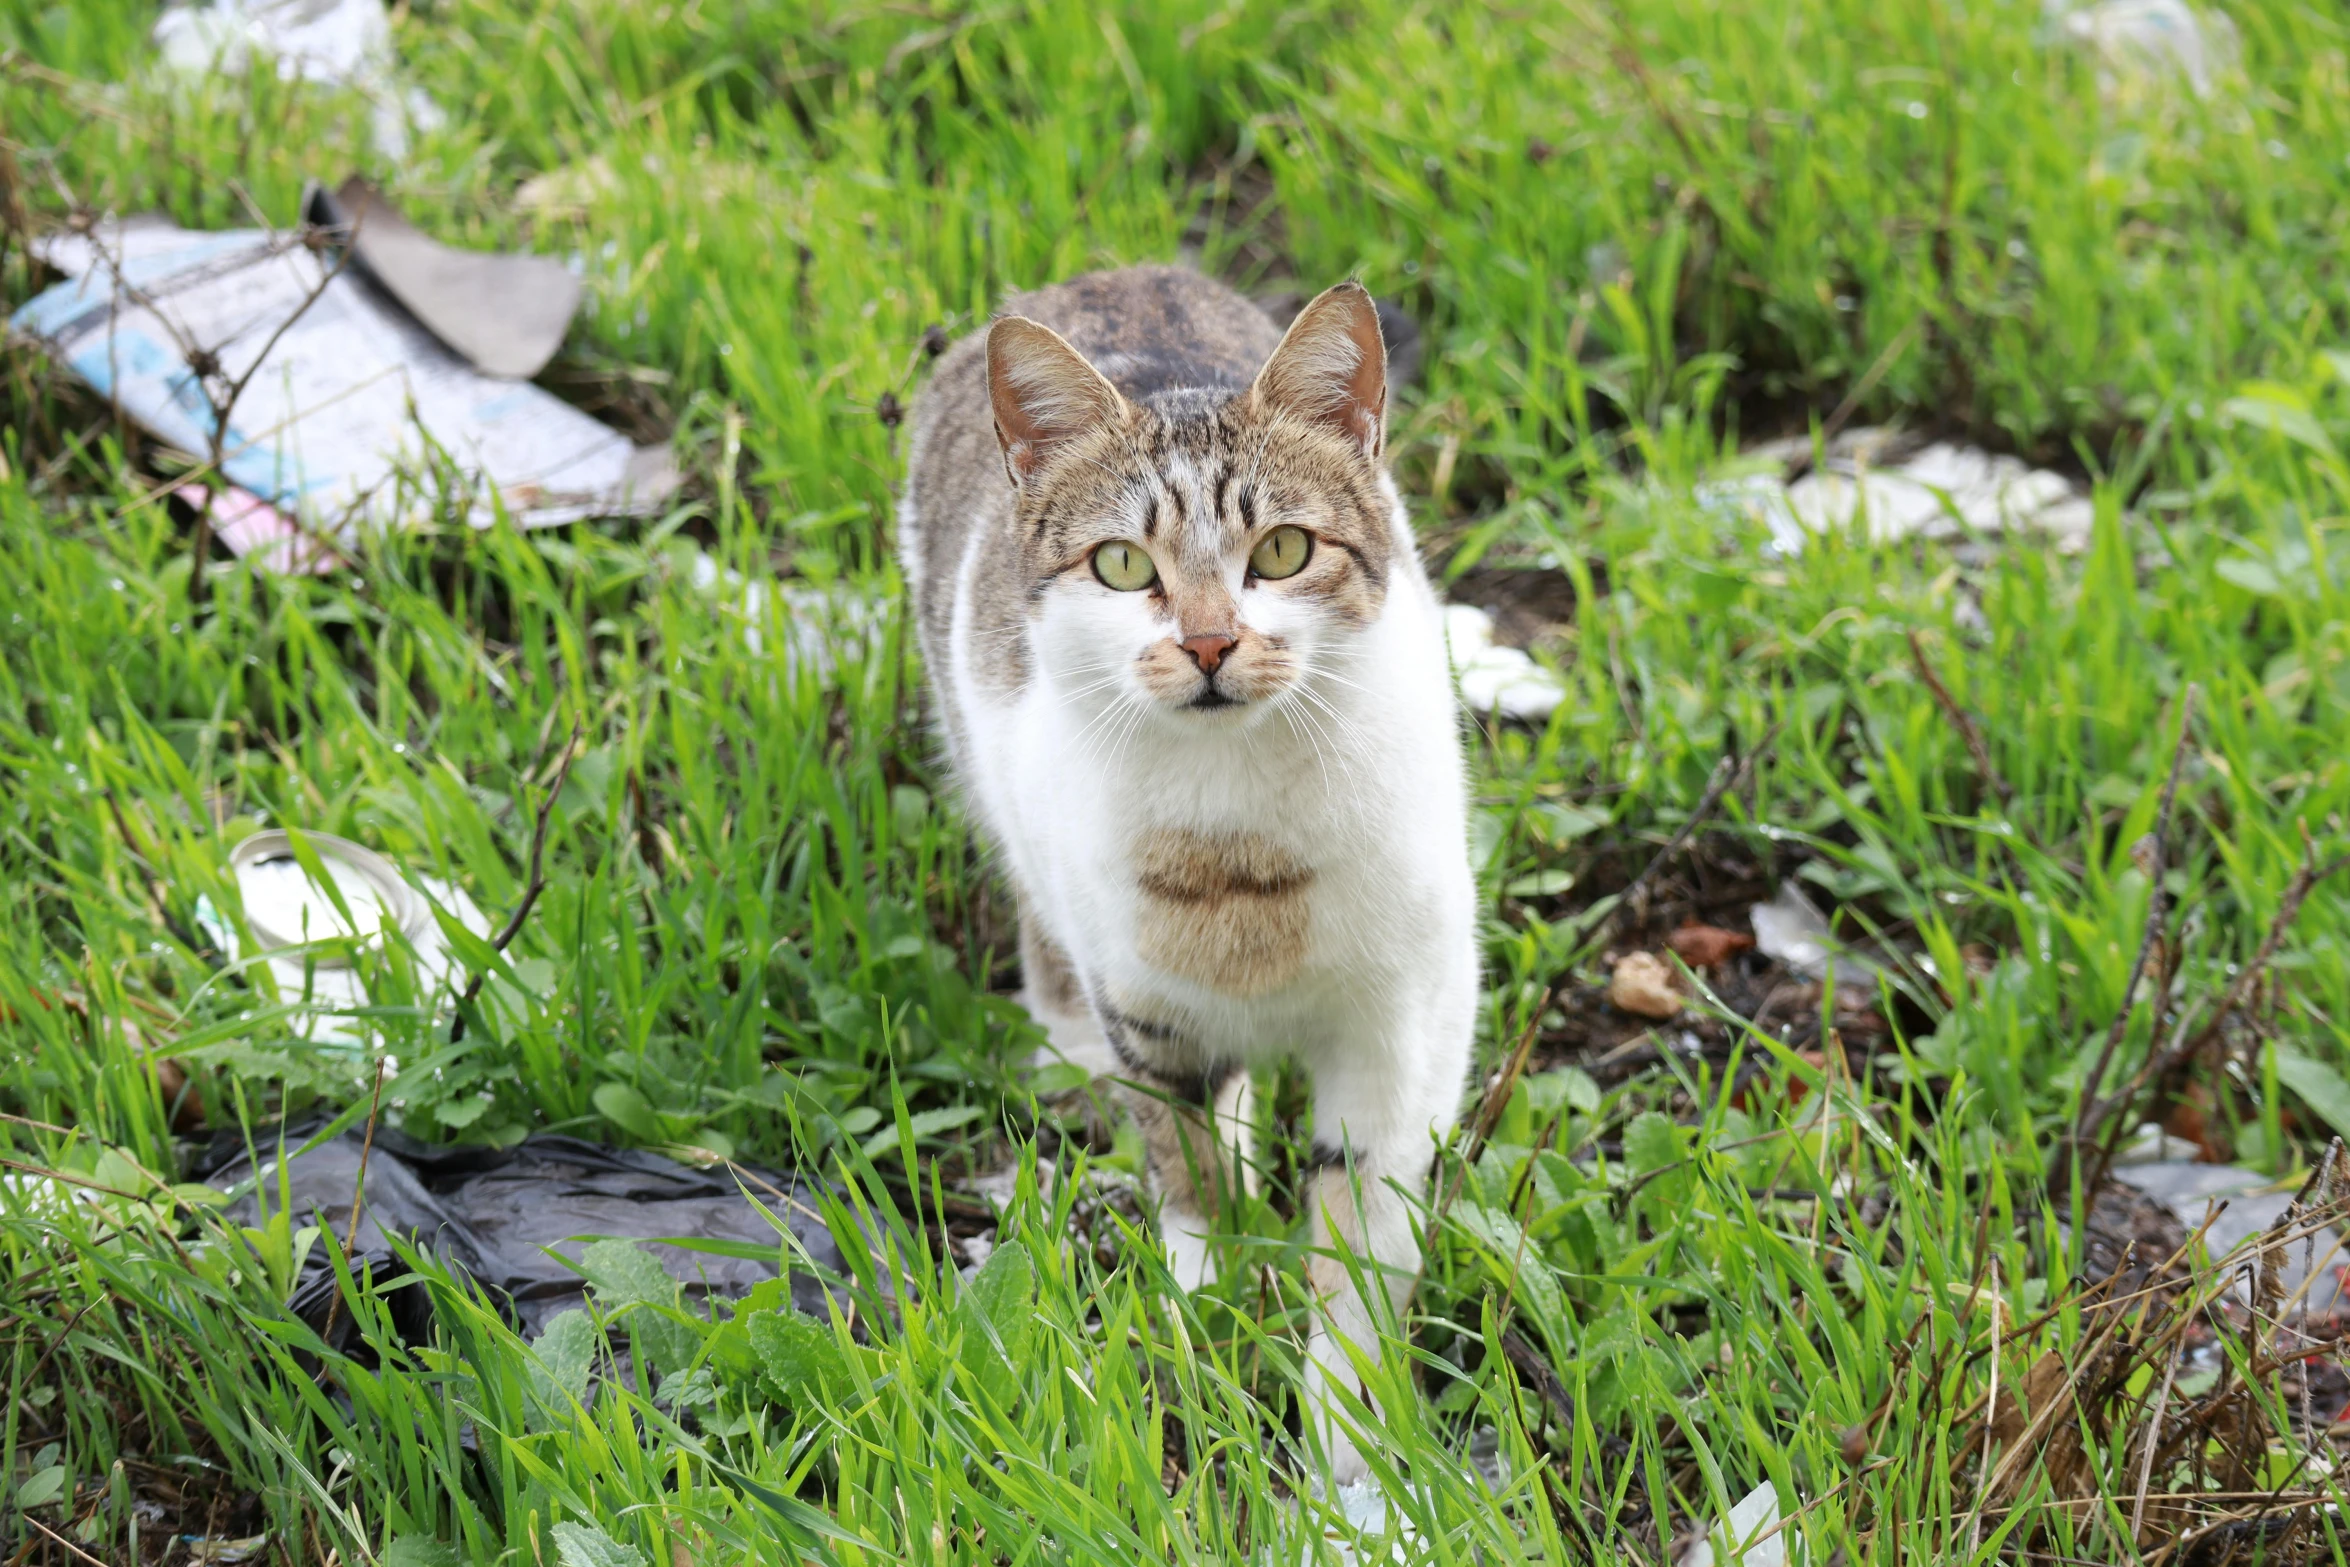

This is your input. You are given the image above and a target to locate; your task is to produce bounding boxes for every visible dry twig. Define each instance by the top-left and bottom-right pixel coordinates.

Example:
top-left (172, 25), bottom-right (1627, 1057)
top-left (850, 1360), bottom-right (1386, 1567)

top-left (1589, 715), bottom-right (1782, 957)
top-left (2056, 684), bottom-right (2198, 1195)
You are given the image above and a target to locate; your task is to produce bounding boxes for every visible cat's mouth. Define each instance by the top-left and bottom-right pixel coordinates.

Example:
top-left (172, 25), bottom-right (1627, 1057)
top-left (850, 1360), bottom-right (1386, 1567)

top-left (1187, 686), bottom-right (1239, 711)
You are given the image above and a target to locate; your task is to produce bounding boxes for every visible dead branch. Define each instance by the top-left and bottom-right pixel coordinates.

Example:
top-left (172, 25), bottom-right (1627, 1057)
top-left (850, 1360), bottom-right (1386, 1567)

top-left (1592, 714), bottom-right (1783, 955)
top-left (2055, 684), bottom-right (2199, 1197)
top-left (448, 723), bottom-right (582, 1042)
top-left (318, 1055), bottom-right (390, 1348)
top-left (2078, 838), bottom-right (2350, 1194)
top-left (1425, 985), bottom-right (1552, 1257)
top-left (1907, 628), bottom-right (2013, 805)
top-left (186, 217), bottom-right (358, 612)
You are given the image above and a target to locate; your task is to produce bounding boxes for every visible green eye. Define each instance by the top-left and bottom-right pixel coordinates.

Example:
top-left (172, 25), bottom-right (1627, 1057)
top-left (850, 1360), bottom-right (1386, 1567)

top-left (1092, 540), bottom-right (1159, 592)
top-left (1249, 525), bottom-right (1313, 581)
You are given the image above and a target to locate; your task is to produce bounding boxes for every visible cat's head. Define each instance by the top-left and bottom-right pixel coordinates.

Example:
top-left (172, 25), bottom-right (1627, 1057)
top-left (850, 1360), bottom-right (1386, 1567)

top-left (985, 282), bottom-right (1396, 723)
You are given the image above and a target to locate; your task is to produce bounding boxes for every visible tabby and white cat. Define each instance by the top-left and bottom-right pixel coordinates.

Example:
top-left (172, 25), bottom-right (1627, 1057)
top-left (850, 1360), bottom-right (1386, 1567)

top-left (900, 267), bottom-right (1476, 1481)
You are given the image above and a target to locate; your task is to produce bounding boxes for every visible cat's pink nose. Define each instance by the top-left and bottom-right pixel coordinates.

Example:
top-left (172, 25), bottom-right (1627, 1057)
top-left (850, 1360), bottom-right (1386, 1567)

top-left (1179, 632), bottom-right (1236, 674)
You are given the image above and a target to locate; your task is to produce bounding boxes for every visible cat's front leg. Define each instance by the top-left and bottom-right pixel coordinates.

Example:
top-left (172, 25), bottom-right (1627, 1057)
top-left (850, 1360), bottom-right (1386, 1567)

top-left (1299, 1036), bottom-right (1466, 1485)
top-left (1096, 999), bottom-right (1258, 1291)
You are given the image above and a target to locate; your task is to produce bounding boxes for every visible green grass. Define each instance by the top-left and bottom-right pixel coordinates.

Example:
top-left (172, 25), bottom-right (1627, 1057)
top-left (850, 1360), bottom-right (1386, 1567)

top-left (7, 0), bottom-right (2350, 1561)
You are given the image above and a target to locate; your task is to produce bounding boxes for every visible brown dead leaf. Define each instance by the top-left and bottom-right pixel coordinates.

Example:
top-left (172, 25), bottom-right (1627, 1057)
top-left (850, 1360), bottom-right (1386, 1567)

top-left (1666, 922), bottom-right (1755, 969)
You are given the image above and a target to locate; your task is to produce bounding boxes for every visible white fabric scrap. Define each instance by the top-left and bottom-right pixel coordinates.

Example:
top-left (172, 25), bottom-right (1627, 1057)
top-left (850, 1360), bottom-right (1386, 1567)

top-left (1444, 603), bottom-right (1566, 721)
top-left (1681, 1481), bottom-right (1788, 1567)
top-left (1749, 882), bottom-right (1881, 983)
top-left (2049, 0), bottom-right (2239, 98)
top-left (2111, 1162), bottom-right (2350, 1316)
top-left (1710, 441), bottom-right (2097, 555)
top-left (685, 554), bottom-right (884, 678)
top-left (152, 0), bottom-right (444, 157)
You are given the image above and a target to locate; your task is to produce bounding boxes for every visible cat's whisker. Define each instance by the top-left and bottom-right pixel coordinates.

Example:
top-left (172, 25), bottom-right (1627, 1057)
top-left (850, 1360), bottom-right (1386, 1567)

top-left (1276, 699), bottom-right (1335, 796)
top-left (1283, 686), bottom-right (1357, 795)
top-left (1293, 677), bottom-right (1372, 752)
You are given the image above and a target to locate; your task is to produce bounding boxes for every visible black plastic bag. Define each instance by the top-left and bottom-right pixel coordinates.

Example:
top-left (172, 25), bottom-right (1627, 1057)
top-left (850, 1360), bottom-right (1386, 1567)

top-left (198, 1127), bottom-right (846, 1349)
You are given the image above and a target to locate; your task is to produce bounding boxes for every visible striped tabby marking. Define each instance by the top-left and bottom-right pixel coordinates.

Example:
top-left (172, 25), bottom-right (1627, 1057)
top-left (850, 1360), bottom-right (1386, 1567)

top-left (1132, 828), bottom-right (1313, 996)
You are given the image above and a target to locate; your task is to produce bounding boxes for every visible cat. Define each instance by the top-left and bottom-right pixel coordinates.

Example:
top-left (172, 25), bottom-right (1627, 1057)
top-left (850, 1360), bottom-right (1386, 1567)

top-left (899, 266), bottom-right (1476, 1482)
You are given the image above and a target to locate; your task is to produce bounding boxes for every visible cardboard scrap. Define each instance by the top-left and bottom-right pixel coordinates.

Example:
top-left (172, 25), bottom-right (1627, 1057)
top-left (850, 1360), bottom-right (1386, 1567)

top-left (312, 177), bottom-right (581, 380)
top-left (14, 217), bottom-right (676, 551)
top-left (174, 483), bottom-right (345, 575)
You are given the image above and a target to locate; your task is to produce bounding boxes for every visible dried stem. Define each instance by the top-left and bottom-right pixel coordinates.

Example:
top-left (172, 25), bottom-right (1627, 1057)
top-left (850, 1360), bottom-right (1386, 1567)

top-left (186, 220), bottom-right (357, 612)
top-left (2055, 684), bottom-right (2198, 1196)
top-left (1591, 715), bottom-right (1782, 957)
top-left (449, 724), bottom-right (583, 1041)
top-left (2077, 837), bottom-right (2349, 1194)
top-left (1907, 628), bottom-right (2013, 805)
top-left (318, 1055), bottom-right (390, 1347)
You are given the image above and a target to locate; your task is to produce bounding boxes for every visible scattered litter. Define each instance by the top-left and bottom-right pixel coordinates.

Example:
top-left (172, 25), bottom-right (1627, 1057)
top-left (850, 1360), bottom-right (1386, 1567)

top-left (199, 1127), bottom-right (849, 1344)
top-left (313, 177), bottom-right (581, 380)
top-left (1704, 429), bottom-right (2096, 556)
top-left (14, 217), bottom-right (677, 560)
top-left (1680, 1480), bottom-right (1787, 1567)
top-left (1303, 1475), bottom-right (1444, 1566)
top-left (175, 482), bottom-right (343, 574)
top-left (1608, 951), bottom-right (1685, 1020)
top-left (2111, 1161), bottom-right (2350, 1317)
top-left (1748, 882), bottom-right (1881, 983)
top-left (684, 552), bottom-right (885, 676)
top-left (2049, 0), bottom-right (2239, 98)
top-left (514, 154), bottom-right (777, 223)
top-left (1444, 603), bottom-right (1566, 721)
top-left (0, 1173), bottom-right (102, 1215)
top-left (2112, 1120), bottom-right (2204, 1166)
top-left (152, 0), bottom-right (443, 158)
top-left (1667, 923), bottom-right (1755, 969)
top-left (959, 1159), bottom-right (1054, 1214)
top-left (191, 829), bottom-right (488, 1046)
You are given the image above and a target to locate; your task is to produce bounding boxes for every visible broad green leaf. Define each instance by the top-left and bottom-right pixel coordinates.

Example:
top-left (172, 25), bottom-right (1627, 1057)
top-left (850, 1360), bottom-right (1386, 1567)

top-left (2219, 386), bottom-right (2340, 461)
top-left (1505, 868), bottom-right (1576, 898)
top-left (579, 1240), bottom-right (695, 1376)
top-left (861, 1102), bottom-right (983, 1161)
top-left (2215, 556), bottom-right (2284, 598)
top-left (1624, 1111), bottom-right (1682, 1176)
top-left (747, 1308), bottom-right (849, 1403)
top-left (592, 1082), bottom-right (661, 1140)
top-left (529, 1308), bottom-right (598, 1408)
top-left (550, 1520), bottom-right (647, 1567)
top-left (957, 1238), bottom-right (1036, 1406)
top-left (1452, 1201), bottom-right (1571, 1334)
top-left (15, 1464), bottom-right (67, 1509)
top-left (384, 1538), bottom-right (461, 1567)
top-left (2274, 1043), bottom-right (2350, 1141)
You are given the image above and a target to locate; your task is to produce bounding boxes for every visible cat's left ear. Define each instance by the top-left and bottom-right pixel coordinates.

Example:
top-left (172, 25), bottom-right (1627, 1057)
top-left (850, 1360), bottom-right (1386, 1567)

top-left (1251, 280), bottom-right (1387, 461)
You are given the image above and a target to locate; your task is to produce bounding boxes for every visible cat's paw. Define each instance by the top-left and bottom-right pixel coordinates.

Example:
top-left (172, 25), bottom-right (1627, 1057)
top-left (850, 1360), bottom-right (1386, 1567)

top-left (1324, 1433), bottom-right (1372, 1487)
top-left (1161, 1215), bottom-right (1219, 1292)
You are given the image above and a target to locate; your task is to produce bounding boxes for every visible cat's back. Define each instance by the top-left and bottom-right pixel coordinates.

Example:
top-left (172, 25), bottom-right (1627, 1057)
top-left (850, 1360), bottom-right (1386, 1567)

top-left (900, 267), bottom-right (1283, 653)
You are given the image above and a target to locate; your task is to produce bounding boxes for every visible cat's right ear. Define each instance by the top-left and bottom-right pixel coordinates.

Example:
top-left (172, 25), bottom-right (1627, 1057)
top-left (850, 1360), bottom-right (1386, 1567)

top-left (986, 317), bottom-right (1127, 486)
